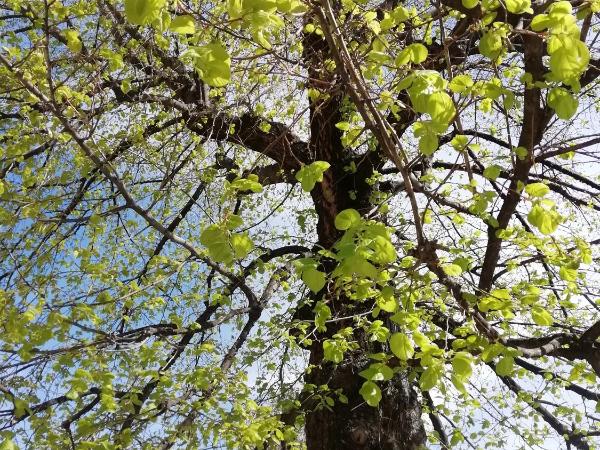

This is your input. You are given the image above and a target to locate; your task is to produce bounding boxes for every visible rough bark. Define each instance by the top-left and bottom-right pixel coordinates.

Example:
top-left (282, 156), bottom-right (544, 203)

top-left (301, 14), bottom-right (427, 449)
top-left (305, 353), bottom-right (426, 450)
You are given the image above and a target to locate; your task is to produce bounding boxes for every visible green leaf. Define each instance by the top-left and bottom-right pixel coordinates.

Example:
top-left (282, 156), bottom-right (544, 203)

top-left (343, 255), bottom-right (378, 279)
top-left (531, 306), bottom-right (553, 326)
top-left (334, 208), bottom-right (361, 230)
top-left (359, 381), bottom-right (382, 407)
top-left (521, 285), bottom-right (541, 305)
top-left (450, 134), bottom-right (468, 151)
top-left (230, 175), bottom-right (263, 193)
top-left (323, 339), bottom-right (344, 363)
top-left (295, 161), bottom-right (331, 192)
top-left (442, 263), bottom-right (463, 277)
top-left (451, 373), bottom-right (468, 395)
top-left (416, 126), bottom-right (439, 156)
top-left (483, 164), bottom-right (502, 180)
top-left (396, 43), bottom-right (429, 66)
top-left (525, 182), bottom-right (549, 197)
top-left (461, 0), bottom-right (479, 9)
top-left (225, 214), bottom-right (244, 230)
top-left (530, 14), bottom-right (550, 31)
top-left (481, 343), bottom-right (505, 362)
top-left (302, 267), bottom-right (327, 293)
top-left (479, 29), bottom-right (504, 60)
top-left (547, 88), bottom-right (579, 120)
top-left (124, 0), bottom-right (166, 25)
top-left (407, 43), bottom-right (428, 63)
top-left (527, 203), bottom-right (562, 235)
top-left (390, 332), bottom-right (414, 361)
top-left (420, 365), bottom-right (442, 391)
top-left (64, 30), bottom-right (82, 53)
top-left (369, 236), bottom-right (397, 264)
top-left (559, 265), bottom-right (578, 282)
top-left (277, 0), bottom-right (309, 15)
top-left (230, 233), bottom-right (253, 259)
top-left (427, 91), bottom-right (456, 125)
top-left (359, 363), bottom-right (394, 381)
top-left (184, 43), bottom-right (231, 87)
top-left (513, 146), bottom-right (528, 160)
top-left (169, 15), bottom-right (196, 34)
top-left (549, 38), bottom-right (590, 82)
top-left (376, 286), bottom-right (397, 313)
top-left (495, 356), bottom-right (514, 376)
top-left (452, 352), bottom-right (473, 379)
top-left (449, 74), bottom-right (474, 93)
top-left (13, 398), bottom-right (29, 419)
top-left (506, 0), bottom-right (533, 14)
top-left (0, 439), bottom-right (17, 450)
top-left (200, 225), bottom-right (234, 264)
top-left (314, 301), bottom-right (331, 331)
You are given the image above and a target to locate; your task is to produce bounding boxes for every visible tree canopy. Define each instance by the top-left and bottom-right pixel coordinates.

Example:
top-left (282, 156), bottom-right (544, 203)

top-left (2, 0), bottom-right (600, 448)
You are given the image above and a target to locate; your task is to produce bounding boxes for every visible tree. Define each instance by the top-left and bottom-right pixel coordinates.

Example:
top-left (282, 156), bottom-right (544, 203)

top-left (1, 0), bottom-right (600, 448)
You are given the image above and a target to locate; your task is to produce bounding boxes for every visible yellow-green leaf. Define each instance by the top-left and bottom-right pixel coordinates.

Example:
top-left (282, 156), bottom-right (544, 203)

top-left (390, 332), bottom-right (414, 361)
top-left (420, 365), bottom-right (442, 391)
top-left (63, 30), bottom-right (82, 53)
top-left (547, 88), bottom-right (579, 120)
top-left (169, 15), bottom-right (196, 34)
top-left (506, 0), bottom-right (533, 14)
top-left (334, 208), bottom-right (361, 230)
top-left (359, 380), bottom-right (382, 407)
top-left (495, 356), bottom-right (514, 376)
top-left (531, 306), bottom-right (553, 326)
top-left (184, 43), bottom-right (231, 87)
top-left (124, 0), bottom-right (166, 25)
top-left (525, 182), bottom-right (549, 197)
top-left (230, 233), bottom-right (253, 259)
top-left (295, 161), bottom-right (331, 192)
top-left (452, 352), bottom-right (473, 379)
top-left (442, 263), bottom-right (463, 277)
top-left (302, 267), bottom-right (326, 293)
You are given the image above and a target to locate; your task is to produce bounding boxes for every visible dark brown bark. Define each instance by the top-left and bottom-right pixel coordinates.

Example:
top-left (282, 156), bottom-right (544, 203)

top-left (305, 353), bottom-right (426, 450)
top-left (301, 15), bottom-right (427, 450)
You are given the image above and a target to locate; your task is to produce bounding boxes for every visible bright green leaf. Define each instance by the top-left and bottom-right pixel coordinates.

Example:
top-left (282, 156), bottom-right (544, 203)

top-left (531, 306), bottom-right (554, 326)
top-left (334, 208), bottom-right (361, 230)
top-left (483, 164), bottom-right (502, 180)
top-left (377, 286), bottom-right (397, 313)
top-left (449, 74), bottom-right (474, 93)
top-left (525, 182), bottom-right (549, 197)
top-left (369, 236), bottom-right (397, 264)
top-left (184, 43), bottom-right (231, 87)
top-left (124, 0), bottom-right (166, 25)
top-left (359, 363), bottom-right (394, 381)
top-left (495, 356), bottom-right (514, 376)
top-left (506, 0), bottom-right (533, 14)
top-left (442, 263), bottom-right (463, 277)
top-left (528, 203), bottom-right (562, 235)
top-left (295, 161), bottom-right (331, 192)
top-left (452, 352), bottom-right (473, 379)
top-left (420, 365), bottom-right (442, 391)
top-left (230, 233), bottom-right (253, 259)
top-left (302, 267), bottom-right (327, 293)
top-left (359, 381), bottom-right (382, 407)
top-left (323, 340), bottom-right (344, 364)
top-left (390, 332), bottom-right (414, 361)
top-left (64, 30), bottom-right (82, 53)
top-left (547, 88), bottom-right (579, 120)
top-left (169, 15), bottom-right (196, 34)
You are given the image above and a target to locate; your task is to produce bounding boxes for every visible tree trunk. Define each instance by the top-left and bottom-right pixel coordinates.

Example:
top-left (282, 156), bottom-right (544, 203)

top-left (300, 11), bottom-right (427, 448)
top-left (304, 352), bottom-right (426, 449)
